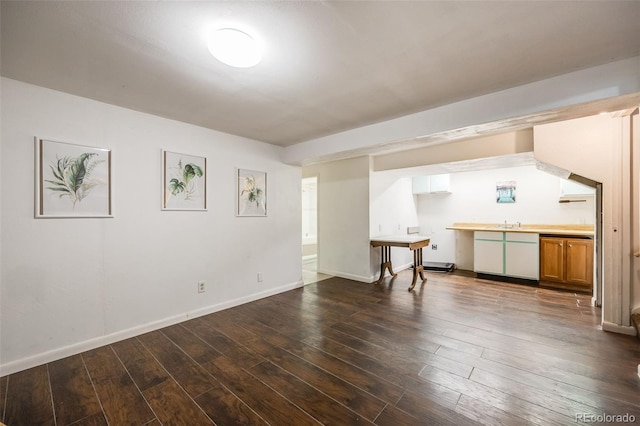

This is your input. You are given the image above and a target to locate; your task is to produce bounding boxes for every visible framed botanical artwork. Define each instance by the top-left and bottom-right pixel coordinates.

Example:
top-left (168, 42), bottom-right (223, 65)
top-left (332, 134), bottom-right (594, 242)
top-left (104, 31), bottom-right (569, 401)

top-left (162, 150), bottom-right (207, 210)
top-left (35, 138), bottom-right (112, 218)
top-left (237, 168), bottom-right (267, 216)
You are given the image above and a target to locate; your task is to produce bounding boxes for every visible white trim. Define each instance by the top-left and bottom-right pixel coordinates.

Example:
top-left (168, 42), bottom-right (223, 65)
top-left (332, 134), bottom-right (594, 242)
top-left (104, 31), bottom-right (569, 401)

top-left (320, 262), bottom-right (413, 284)
top-left (317, 269), bottom-right (373, 283)
top-left (0, 280), bottom-right (303, 377)
top-left (601, 321), bottom-right (637, 336)
top-left (302, 254), bottom-right (317, 263)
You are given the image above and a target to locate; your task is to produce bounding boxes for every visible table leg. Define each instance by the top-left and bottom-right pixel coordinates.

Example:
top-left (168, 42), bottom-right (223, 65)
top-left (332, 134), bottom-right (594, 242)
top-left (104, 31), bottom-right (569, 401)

top-left (408, 247), bottom-right (427, 291)
top-left (375, 245), bottom-right (397, 284)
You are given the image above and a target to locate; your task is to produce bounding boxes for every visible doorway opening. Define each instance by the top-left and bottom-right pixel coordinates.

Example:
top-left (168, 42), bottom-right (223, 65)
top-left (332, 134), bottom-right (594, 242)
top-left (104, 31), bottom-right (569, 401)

top-left (301, 176), bottom-right (332, 284)
top-left (302, 177), bottom-right (319, 283)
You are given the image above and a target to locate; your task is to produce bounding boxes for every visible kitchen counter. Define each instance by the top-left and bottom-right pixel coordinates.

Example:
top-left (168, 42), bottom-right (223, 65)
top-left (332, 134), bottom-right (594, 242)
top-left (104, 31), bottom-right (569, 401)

top-left (446, 222), bottom-right (594, 237)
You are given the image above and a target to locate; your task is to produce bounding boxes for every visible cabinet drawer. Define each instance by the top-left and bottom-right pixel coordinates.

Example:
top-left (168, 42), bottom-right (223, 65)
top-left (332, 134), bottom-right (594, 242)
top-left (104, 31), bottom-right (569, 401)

top-left (505, 232), bottom-right (538, 243)
top-left (474, 231), bottom-right (503, 241)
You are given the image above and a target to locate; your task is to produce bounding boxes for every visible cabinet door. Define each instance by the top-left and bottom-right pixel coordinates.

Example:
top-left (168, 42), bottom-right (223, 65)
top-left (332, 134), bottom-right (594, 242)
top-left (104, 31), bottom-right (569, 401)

top-left (412, 176), bottom-right (430, 194)
top-left (540, 237), bottom-right (565, 282)
top-left (429, 174), bottom-right (450, 193)
top-left (505, 241), bottom-right (539, 279)
top-left (474, 239), bottom-right (504, 275)
top-left (566, 239), bottom-right (594, 286)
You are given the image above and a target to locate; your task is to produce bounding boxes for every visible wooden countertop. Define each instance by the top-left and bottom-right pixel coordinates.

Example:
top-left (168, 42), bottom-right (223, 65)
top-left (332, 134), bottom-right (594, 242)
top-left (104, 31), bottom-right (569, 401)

top-left (446, 222), bottom-right (594, 237)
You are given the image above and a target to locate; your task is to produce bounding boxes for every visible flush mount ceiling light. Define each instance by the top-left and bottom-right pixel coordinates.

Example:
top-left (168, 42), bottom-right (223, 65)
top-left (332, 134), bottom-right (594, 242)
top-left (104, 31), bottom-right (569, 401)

top-left (207, 28), bottom-right (262, 68)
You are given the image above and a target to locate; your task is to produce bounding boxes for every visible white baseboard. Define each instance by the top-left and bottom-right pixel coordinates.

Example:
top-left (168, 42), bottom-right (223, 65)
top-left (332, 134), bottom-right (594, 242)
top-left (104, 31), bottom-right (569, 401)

top-left (0, 280), bottom-right (303, 377)
top-left (601, 321), bottom-right (637, 336)
top-left (317, 268), bottom-right (372, 283)
top-left (302, 254), bottom-right (317, 263)
top-left (319, 263), bottom-right (413, 284)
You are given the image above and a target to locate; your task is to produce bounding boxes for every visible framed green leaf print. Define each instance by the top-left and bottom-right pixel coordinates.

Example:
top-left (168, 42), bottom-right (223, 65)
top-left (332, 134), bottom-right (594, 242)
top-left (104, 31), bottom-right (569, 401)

top-left (162, 150), bottom-right (207, 210)
top-left (35, 138), bottom-right (112, 218)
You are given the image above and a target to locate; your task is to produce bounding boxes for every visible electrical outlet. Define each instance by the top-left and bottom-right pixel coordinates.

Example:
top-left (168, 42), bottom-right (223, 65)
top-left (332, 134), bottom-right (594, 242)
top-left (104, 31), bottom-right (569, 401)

top-left (432, 244), bottom-right (438, 250)
top-left (198, 281), bottom-right (206, 293)
top-left (257, 272), bottom-right (263, 282)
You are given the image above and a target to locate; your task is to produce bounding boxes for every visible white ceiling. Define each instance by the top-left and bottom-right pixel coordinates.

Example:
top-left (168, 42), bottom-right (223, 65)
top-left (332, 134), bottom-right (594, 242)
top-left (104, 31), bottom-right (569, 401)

top-left (2, 1), bottom-right (640, 147)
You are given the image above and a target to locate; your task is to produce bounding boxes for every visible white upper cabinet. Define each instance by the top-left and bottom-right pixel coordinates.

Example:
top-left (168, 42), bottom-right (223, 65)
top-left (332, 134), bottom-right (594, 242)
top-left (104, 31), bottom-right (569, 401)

top-left (412, 174), bottom-right (450, 194)
top-left (560, 179), bottom-right (595, 199)
top-left (412, 176), bottom-right (430, 194)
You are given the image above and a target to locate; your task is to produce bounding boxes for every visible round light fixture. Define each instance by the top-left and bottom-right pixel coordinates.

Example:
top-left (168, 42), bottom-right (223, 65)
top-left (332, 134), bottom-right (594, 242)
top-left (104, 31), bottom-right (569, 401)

top-left (207, 28), bottom-right (262, 68)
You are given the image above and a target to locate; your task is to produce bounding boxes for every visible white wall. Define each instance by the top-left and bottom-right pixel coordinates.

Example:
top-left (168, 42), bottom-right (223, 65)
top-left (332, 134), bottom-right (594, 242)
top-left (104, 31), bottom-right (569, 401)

top-left (369, 175), bottom-right (419, 272)
top-left (303, 157), bottom-right (372, 282)
top-left (0, 78), bottom-right (302, 375)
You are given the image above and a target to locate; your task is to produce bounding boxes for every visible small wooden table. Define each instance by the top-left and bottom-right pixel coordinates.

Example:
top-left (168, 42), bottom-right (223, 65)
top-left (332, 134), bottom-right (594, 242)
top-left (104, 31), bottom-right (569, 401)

top-left (370, 235), bottom-right (431, 291)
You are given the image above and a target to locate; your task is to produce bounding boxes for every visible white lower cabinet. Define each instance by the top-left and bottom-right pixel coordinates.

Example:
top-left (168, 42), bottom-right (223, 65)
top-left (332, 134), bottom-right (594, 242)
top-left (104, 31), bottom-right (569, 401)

top-left (474, 232), bottom-right (504, 274)
top-left (474, 231), bottom-right (539, 280)
top-left (504, 233), bottom-right (539, 279)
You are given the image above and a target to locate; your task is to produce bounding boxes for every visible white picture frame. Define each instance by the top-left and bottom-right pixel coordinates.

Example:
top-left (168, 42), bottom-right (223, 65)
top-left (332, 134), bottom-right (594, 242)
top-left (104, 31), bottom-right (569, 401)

top-left (35, 137), bottom-right (112, 218)
top-left (237, 168), bottom-right (267, 217)
top-left (162, 150), bottom-right (207, 211)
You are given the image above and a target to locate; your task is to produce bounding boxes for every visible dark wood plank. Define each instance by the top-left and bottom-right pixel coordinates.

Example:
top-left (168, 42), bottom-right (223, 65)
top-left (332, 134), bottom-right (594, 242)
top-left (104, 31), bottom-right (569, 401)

top-left (82, 346), bottom-right (156, 425)
top-left (435, 345), bottom-right (640, 418)
top-left (202, 355), bottom-right (321, 425)
top-left (142, 379), bottom-right (213, 425)
top-left (3, 365), bottom-right (55, 426)
top-left (373, 404), bottom-right (421, 426)
top-left (469, 368), bottom-right (603, 419)
top-left (67, 412), bottom-right (108, 426)
top-left (242, 319), bottom-right (406, 404)
top-left (137, 330), bottom-right (217, 398)
top-left (250, 360), bottom-right (375, 425)
top-left (395, 390), bottom-right (480, 426)
top-left (351, 310), bottom-right (484, 356)
top-left (161, 323), bottom-right (222, 364)
top-left (242, 334), bottom-right (387, 421)
top-left (195, 384), bottom-right (268, 426)
top-left (416, 354), bottom-right (573, 425)
top-left (0, 374), bottom-right (7, 422)
top-left (182, 317), bottom-right (264, 368)
top-left (454, 394), bottom-right (530, 426)
top-left (160, 323), bottom-right (268, 425)
top-left (110, 337), bottom-right (169, 392)
top-left (48, 354), bottom-right (103, 425)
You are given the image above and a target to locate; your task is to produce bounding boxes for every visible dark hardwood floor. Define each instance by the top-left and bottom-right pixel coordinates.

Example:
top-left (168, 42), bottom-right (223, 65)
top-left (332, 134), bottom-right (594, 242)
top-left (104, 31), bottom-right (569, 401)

top-left (2, 270), bottom-right (640, 425)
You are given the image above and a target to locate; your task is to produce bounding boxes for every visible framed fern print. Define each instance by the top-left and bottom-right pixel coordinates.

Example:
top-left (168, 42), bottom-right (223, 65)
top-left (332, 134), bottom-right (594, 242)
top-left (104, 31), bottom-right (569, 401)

top-left (237, 168), bottom-right (267, 217)
top-left (35, 138), bottom-right (112, 218)
top-left (162, 150), bottom-right (207, 210)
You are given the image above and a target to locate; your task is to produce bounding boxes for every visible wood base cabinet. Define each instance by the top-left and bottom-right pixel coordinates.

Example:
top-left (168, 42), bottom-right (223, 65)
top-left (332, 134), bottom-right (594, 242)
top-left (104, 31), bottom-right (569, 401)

top-left (540, 236), bottom-right (593, 292)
